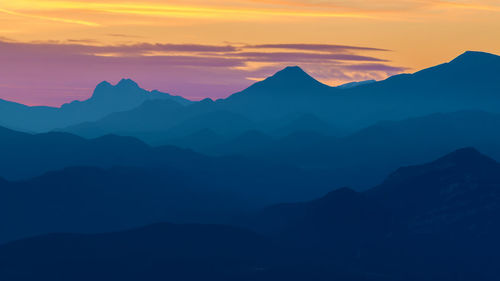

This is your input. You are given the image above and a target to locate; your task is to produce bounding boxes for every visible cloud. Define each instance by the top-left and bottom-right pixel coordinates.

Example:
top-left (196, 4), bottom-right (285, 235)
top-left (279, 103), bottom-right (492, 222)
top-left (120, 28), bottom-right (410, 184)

top-left (342, 63), bottom-right (409, 72)
top-left (0, 38), bottom-right (407, 106)
top-left (0, 40), bottom-right (239, 55)
top-left (67, 39), bottom-right (101, 44)
top-left (106, 33), bottom-right (144, 39)
top-left (247, 43), bottom-right (390, 52)
top-left (226, 52), bottom-right (388, 62)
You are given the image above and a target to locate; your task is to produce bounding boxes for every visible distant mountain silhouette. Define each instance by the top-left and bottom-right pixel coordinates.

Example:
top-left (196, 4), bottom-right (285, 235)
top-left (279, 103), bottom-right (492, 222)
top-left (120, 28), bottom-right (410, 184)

top-left (216, 66), bottom-right (337, 121)
top-left (62, 99), bottom-right (192, 139)
top-left (202, 110), bottom-right (500, 189)
top-left (336, 79), bottom-right (376, 89)
top-left (61, 67), bottom-right (338, 142)
top-left (2, 51), bottom-right (500, 139)
top-left (217, 51), bottom-right (500, 127)
top-left (0, 79), bottom-right (191, 132)
top-left (30, 110), bottom-right (500, 192)
top-left (226, 66), bottom-right (332, 98)
top-left (0, 126), bottom-right (341, 243)
top-left (54, 51), bottom-right (500, 145)
top-left (351, 51), bottom-right (500, 101)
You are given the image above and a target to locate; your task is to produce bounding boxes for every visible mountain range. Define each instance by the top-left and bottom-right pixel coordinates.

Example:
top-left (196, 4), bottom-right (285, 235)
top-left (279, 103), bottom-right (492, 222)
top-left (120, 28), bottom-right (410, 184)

top-left (0, 125), bottom-right (341, 243)
top-left (200, 110), bottom-right (500, 188)
top-left (1, 50), bottom-right (500, 280)
top-left (0, 79), bottom-right (191, 132)
top-left (1, 148), bottom-right (500, 280)
top-left (1, 51), bottom-right (499, 145)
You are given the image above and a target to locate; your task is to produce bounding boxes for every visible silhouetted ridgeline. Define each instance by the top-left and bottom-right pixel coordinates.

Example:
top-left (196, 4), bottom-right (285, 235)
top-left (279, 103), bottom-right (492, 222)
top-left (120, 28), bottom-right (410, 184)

top-left (60, 51), bottom-right (500, 143)
top-left (1, 148), bottom-right (500, 280)
top-left (201, 110), bottom-right (500, 188)
top-left (0, 126), bottom-right (338, 243)
top-left (0, 51), bottom-right (499, 144)
top-left (0, 79), bottom-right (191, 132)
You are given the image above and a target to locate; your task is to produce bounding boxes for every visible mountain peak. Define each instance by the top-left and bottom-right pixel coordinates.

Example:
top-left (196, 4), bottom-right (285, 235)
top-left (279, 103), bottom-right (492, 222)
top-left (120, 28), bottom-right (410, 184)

top-left (433, 147), bottom-right (493, 166)
top-left (450, 51), bottom-right (499, 64)
top-left (271, 66), bottom-right (311, 80)
top-left (88, 78), bottom-right (145, 102)
top-left (117, 78), bottom-right (139, 88)
top-left (95, 81), bottom-right (112, 89)
top-left (383, 147), bottom-right (497, 186)
top-left (252, 65), bottom-right (330, 92)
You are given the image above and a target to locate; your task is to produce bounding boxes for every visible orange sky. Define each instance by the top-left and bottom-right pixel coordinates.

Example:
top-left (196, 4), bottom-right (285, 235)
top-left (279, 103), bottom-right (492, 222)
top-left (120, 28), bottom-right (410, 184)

top-left (0, 0), bottom-right (499, 105)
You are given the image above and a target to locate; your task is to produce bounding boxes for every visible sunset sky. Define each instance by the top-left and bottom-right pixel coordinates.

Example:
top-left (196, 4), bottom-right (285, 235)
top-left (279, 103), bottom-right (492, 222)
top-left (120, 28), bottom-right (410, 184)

top-left (1, 0), bottom-right (499, 106)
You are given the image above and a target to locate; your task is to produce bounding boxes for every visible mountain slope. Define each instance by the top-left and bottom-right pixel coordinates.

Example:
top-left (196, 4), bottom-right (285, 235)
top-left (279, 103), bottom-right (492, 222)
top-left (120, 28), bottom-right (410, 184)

top-left (242, 147), bottom-right (500, 280)
top-left (0, 166), bottom-right (247, 243)
top-left (369, 147), bottom-right (500, 229)
top-left (219, 51), bottom-right (500, 128)
top-left (3, 148), bottom-right (500, 280)
top-left (0, 222), bottom-right (379, 281)
top-left (246, 147), bottom-right (500, 239)
top-left (217, 66), bottom-right (338, 121)
top-left (0, 126), bottom-right (339, 243)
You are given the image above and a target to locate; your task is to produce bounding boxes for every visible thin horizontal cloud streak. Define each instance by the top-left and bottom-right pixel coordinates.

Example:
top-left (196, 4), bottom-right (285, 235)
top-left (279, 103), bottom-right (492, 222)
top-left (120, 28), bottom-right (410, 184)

top-left (343, 63), bottom-right (409, 72)
top-left (227, 52), bottom-right (388, 62)
top-left (0, 41), bottom-right (239, 56)
top-left (246, 43), bottom-right (390, 52)
top-left (0, 41), bottom-right (391, 57)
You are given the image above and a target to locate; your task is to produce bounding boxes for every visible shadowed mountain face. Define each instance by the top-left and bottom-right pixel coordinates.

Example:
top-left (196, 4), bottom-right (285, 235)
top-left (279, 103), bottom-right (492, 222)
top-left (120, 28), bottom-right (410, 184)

top-left (2, 148), bottom-right (500, 280)
top-left (0, 223), bottom-right (377, 281)
top-left (240, 148), bottom-right (500, 280)
top-left (369, 147), bottom-right (500, 228)
top-left (0, 79), bottom-right (191, 132)
top-left (0, 166), bottom-right (249, 243)
top-left (0, 164), bottom-right (335, 244)
top-left (248, 147), bottom-right (500, 237)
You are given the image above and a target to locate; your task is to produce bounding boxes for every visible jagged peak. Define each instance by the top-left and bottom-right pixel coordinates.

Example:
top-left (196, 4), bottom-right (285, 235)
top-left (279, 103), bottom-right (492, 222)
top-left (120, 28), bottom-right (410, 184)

top-left (90, 79), bottom-right (142, 100)
top-left (116, 78), bottom-right (139, 88)
top-left (95, 81), bottom-right (112, 89)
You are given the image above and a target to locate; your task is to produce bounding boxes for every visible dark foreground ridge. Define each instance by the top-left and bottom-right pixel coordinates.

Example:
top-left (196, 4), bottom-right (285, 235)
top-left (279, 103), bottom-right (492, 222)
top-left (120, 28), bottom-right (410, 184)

top-left (2, 148), bottom-right (500, 281)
